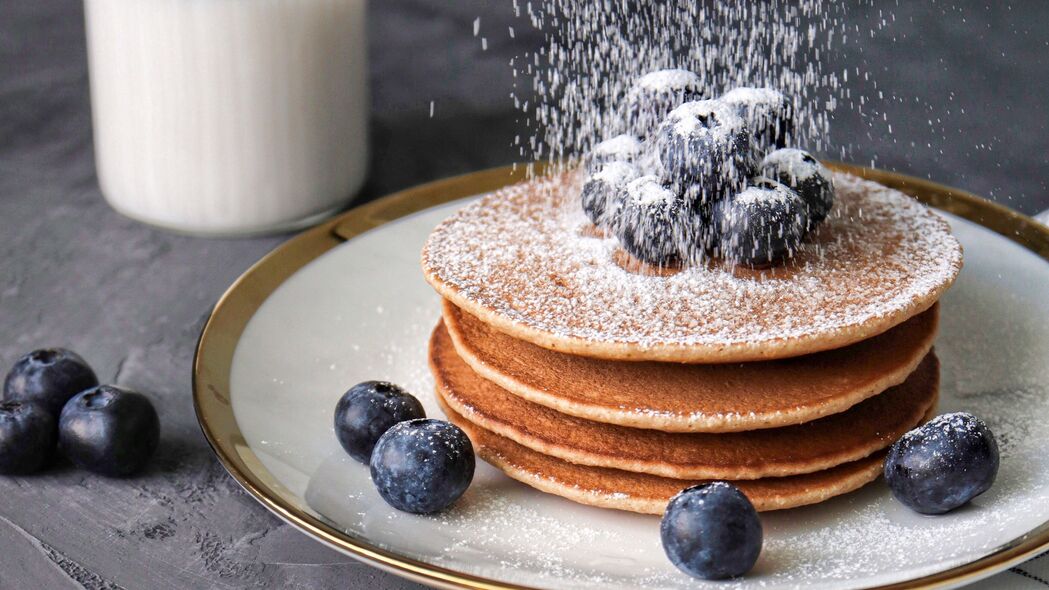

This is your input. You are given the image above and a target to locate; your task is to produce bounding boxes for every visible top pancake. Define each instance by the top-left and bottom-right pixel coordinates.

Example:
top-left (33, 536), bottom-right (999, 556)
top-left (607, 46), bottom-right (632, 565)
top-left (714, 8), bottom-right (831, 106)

top-left (422, 170), bottom-right (962, 363)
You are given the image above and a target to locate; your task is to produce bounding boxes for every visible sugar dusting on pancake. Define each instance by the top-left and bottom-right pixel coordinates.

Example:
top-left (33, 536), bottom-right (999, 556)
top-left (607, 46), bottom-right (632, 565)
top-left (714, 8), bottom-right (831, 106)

top-left (422, 170), bottom-right (963, 362)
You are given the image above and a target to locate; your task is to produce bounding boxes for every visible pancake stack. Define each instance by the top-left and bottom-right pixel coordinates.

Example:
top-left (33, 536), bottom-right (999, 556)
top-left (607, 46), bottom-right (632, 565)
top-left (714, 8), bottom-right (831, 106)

top-left (421, 171), bottom-right (963, 514)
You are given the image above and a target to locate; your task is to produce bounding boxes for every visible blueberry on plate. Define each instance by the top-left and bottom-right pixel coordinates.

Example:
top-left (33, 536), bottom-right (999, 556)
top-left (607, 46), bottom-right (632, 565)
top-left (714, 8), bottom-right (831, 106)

top-left (720, 87), bottom-right (795, 155)
top-left (370, 419), bottom-right (475, 514)
top-left (661, 482), bottom-right (763, 580)
top-left (581, 161), bottom-right (638, 228)
top-left (622, 69), bottom-right (706, 138)
top-left (714, 178), bottom-right (809, 268)
top-left (4, 348), bottom-right (99, 417)
top-left (884, 412), bottom-right (999, 515)
top-left (0, 401), bottom-right (56, 474)
top-left (334, 381), bottom-right (425, 464)
top-left (588, 134), bottom-right (644, 172)
top-left (657, 100), bottom-right (753, 205)
top-left (615, 175), bottom-right (693, 266)
top-left (760, 148), bottom-right (835, 226)
top-left (59, 385), bottom-right (160, 477)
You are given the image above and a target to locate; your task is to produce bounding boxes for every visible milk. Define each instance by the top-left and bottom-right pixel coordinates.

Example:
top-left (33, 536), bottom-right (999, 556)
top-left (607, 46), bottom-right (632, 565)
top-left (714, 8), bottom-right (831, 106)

top-left (84, 0), bottom-right (369, 235)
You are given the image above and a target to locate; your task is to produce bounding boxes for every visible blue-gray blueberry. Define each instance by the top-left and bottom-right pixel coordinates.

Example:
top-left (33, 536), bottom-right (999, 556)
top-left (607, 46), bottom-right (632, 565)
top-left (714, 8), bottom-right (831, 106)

top-left (661, 482), bottom-right (763, 580)
top-left (0, 401), bottom-right (56, 474)
top-left (714, 178), bottom-right (808, 268)
top-left (4, 348), bottom-right (98, 417)
top-left (334, 381), bottom-right (425, 463)
top-left (884, 412), bottom-right (999, 515)
top-left (369, 419), bottom-right (474, 514)
top-left (59, 385), bottom-right (160, 477)
top-left (760, 148), bottom-right (834, 226)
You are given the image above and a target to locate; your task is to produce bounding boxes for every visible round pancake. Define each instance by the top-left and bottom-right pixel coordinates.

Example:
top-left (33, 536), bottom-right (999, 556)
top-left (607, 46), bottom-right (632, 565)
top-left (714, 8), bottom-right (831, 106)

top-left (421, 171), bottom-right (962, 363)
top-left (443, 300), bottom-right (939, 432)
top-left (431, 321), bottom-right (938, 480)
top-left (438, 396), bottom-right (918, 514)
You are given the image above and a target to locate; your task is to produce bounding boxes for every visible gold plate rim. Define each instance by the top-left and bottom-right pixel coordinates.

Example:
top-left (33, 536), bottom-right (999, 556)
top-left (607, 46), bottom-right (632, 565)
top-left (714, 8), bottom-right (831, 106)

top-left (193, 163), bottom-right (1049, 590)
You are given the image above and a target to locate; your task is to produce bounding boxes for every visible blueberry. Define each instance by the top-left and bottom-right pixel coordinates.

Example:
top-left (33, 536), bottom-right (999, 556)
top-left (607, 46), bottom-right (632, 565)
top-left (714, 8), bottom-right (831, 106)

top-left (622, 69), bottom-right (706, 138)
top-left (334, 381), bottom-right (425, 463)
top-left (720, 87), bottom-right (795, 155)
top-left (588, 134), bottom-right (644, 172)
top-left (760, 148), bottom-right (835, 226)
top-left (661, 482), bottom-right (763, 580)
top-left (657, 100), bottom-right (753, 205)
top-left (4, 348), bottom-right (99, 417)
top-left (0, 401), bottom-right (56, 474)
top-left (884, 412), bottom-right (999, 515)
top-left (369, 419), bottom-right (475, 514)
top-left (581, 161), bottom-right (638, 228)
top-left (59, 385), bottom-right (159, 476)
top-left (614, 175), bottom-right (694, 266)
top-left (714, 178), bottom-right (809, 268)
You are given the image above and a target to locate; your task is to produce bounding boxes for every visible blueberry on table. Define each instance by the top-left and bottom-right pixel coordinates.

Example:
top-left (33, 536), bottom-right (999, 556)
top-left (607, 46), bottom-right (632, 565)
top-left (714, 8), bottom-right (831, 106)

top-left (4, 348), bottom-right (99, 417)
top-left (59, 385), bottom-right (160, 477)
top-left (661, 482), bottom-right (763, 580)
top-left (714, 178), bottom-right (809, 268)
top-left (581, 161), bottom-right (638, 228)
top-left (0, 401), bottom-right (56, 474)
top-left (334, 381), bottom-right (425, 463)
top-left (720, 87), bottom-right (795, 155)
top-left (588, 134), bottom-right (643, 172)
top-left (760, 148), bottom-right (835, 226)
top-left (657, 100), bottom-right (753, 204)
top-left (622, 69), bottom-right (706, 138)
top-left (369, 419), bottom-right (474, 514)
top-left (614, 175), bottom-right (692, 266)
top-left (884, 412), bottom-right (999, 515)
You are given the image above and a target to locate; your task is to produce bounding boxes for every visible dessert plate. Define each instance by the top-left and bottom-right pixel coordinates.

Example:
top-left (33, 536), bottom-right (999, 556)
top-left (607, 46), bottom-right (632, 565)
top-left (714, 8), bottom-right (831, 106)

top-left (194, 164), bottom-right (1049, 589)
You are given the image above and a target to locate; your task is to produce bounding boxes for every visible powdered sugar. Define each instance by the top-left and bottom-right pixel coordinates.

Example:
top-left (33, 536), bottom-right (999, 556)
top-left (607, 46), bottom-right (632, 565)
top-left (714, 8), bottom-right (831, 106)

top-left (627, 176), bottom-right (676, 206)
top-left (591, 161), bottom-right (638, 186)
top-left (667, 99), bottom-right (747, 142)
top-left (762, 148), bottom-right (824, 182)
top-left (721, 86), bottom-right (786, 108)
top-left (635, 69), bottom-right (703, 93)
top-left (591, 134), bottom-right (644, 167)
top-left (422, 170), bottom-right (962, 353)
top-left (733, 182), bottom-right (798, 207)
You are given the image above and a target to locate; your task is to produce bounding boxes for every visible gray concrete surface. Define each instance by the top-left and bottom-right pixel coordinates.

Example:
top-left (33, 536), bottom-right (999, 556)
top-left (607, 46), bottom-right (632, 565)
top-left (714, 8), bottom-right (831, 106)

top-left (0, 0), bottom-right (1046, 588)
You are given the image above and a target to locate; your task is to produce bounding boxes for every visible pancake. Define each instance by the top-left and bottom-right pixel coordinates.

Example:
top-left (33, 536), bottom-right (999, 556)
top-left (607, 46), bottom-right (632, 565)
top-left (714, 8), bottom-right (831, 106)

top-left (431, 321), bottom-right (938, 480)
top-left (438, 395), bottom-right (925, 514)
top-left (443, 300), bottom-right (939, 432)
top-left (422, 171), bottom-right (962, 363)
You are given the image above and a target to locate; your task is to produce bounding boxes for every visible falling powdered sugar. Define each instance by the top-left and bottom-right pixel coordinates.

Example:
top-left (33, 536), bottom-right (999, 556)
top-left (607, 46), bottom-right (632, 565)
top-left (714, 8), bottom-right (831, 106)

top-left (627, 176), bottom-right (677, 207)
top-left (591, 161), bottom-right (637, 186)
top-left (507, 1), bottom-right (878, 168)
top-left (733, 183), bottom-right (797, 208)
top-left (634, 69), bottom-right (702, 93)
top-left (591, 134), bottom-right (644, 163)
top-left (667, 99), bottom-right (748, 143)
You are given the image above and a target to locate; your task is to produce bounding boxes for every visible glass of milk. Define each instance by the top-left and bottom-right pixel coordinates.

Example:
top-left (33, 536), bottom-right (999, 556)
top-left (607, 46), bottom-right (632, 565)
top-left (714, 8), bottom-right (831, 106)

top-left (84, 0), bottom-right (369, 236)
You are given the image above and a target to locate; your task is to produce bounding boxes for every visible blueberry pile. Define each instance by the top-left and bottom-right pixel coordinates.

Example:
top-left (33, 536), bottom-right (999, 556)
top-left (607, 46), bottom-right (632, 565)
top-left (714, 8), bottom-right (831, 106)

top-left (1, 348), bottom-right (159, 476)
top-left (581, 69), bottom-right (836, 268)
top-left (333, 381), bottom-right (474, 514)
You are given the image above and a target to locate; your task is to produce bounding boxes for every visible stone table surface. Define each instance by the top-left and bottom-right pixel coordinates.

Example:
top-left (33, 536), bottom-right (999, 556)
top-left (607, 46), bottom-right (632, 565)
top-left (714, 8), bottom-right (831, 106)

top-left (1, 1), bottom-right (1048, 588)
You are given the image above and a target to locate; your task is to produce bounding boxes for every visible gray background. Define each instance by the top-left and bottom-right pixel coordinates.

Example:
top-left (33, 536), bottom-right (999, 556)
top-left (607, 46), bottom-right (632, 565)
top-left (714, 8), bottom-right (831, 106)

top-left (1, 0), bottom-right (1047, 588)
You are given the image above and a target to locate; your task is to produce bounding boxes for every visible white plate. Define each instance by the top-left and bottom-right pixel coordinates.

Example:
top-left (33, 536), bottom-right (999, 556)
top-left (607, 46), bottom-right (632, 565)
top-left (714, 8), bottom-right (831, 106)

top-left (221, 189), bottom-right (1049, 589)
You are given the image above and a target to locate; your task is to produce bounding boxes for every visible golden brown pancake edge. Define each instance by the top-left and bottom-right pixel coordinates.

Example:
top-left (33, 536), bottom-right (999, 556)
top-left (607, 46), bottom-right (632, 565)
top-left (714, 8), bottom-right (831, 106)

top-left (442, 300), bottom-right (939, 432)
